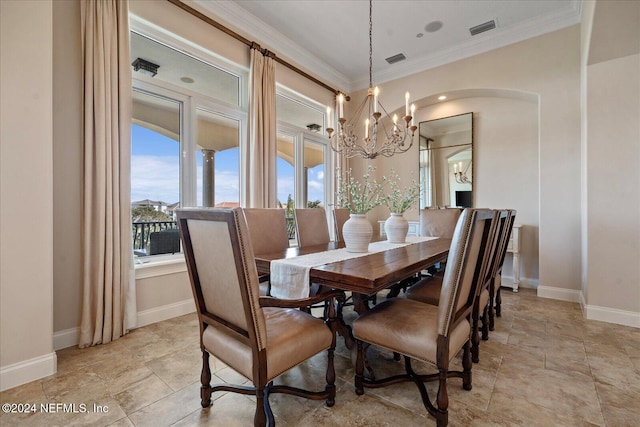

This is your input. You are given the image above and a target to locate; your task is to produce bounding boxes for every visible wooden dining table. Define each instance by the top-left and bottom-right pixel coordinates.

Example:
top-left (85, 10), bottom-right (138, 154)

top-left (254, 236), bottom-right (451, 350)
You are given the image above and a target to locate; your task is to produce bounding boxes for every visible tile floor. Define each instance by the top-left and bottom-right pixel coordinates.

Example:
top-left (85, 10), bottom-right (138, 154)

top-left (1, 288), bottom-right (639, 426)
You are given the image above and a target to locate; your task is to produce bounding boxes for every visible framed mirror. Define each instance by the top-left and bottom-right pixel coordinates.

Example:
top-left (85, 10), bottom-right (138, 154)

top-left (419, 113), bottom-right (473, 209)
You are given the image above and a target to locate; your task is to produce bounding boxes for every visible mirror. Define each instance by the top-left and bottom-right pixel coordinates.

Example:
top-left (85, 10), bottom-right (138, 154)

top-left (419, 113), bottom-right (473, 209)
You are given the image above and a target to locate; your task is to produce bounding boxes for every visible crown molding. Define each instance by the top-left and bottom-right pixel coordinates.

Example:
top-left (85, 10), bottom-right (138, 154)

top-left (193, 0), bottom-right (352, 92)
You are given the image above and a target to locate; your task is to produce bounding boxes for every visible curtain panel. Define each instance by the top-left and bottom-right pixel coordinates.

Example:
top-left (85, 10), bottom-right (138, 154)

top-left (79, 0), bottom-right (134, 347)
top-left (245, 46), bottom-right (277, 208)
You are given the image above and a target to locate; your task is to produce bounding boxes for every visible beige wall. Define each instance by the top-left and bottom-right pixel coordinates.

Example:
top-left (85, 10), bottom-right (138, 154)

top-left (52, 0), bottom-right (83, 335)
top-left (412, 97), bottom-right (539, 283)
top-left (350, 25), bottom-right (580, 293)
top-left (586, 53), bottom-right (640, 314)
top-left (1, 0), bottom-right (55, 388)
top-left (136, 272), bottom-right (193, 313)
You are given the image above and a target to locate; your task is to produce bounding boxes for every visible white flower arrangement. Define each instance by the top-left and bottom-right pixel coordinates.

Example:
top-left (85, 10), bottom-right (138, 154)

top-left (336, 166), bottom-right (384, 214)
top-left (382, 170), bottom-right (420, 214)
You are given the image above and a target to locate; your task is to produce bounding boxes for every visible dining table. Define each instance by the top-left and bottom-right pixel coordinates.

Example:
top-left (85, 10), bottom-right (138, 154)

top-left (254, 236), bottom-right (451, 351)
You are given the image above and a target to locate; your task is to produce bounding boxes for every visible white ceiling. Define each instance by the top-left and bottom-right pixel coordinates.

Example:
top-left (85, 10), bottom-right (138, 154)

top-left (196, 0), bottom-right (583, 92)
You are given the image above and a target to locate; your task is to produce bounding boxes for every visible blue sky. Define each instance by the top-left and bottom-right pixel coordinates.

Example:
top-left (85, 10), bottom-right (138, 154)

top-left (131, 124), bottom-right (324, 206)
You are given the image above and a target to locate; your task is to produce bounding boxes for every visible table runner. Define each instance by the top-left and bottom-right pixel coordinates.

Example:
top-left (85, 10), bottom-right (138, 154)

top-left (270, 236), bottom-right (438, 299)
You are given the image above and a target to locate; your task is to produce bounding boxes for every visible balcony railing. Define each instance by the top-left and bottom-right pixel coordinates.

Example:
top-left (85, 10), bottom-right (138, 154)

top-left (285, 216), bottom-right (296, 240)
top-left (133, 221), bottom-right (178, 255)
top-left (133, 217), bottom-right (297, 256)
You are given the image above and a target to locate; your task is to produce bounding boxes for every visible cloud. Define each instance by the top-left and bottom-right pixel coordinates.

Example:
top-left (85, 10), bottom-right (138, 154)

top-left (132, 155), bottom-right (240, 205)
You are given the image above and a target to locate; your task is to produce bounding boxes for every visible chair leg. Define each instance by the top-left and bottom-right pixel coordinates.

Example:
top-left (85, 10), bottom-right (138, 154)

top-left (462, 340), bottom-right (472, 391)
top-left (471, 310), bottom-right (480, 364)
top-left (481, 305), bottom-right (489, 341)
top-left (354, 341), bottom-right (365, 395)
top-left (488, 282), bottom-right (496, 331)
top-left (200, 350), bottom-right (212, 408)
top-left (325, 343), bottom-right (336, 407)
top-left (435, 368), bottom-right (449, 427)
top-left (495, 287), bottom-right (502, 317)
top-left (255, 384), bottom-right (269, 427)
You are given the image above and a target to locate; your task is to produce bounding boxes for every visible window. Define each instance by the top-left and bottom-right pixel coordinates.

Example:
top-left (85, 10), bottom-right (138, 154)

top-left (276, 92), bottom-right (332, 240)
top-left (130, 29), bottom-right (245, 259)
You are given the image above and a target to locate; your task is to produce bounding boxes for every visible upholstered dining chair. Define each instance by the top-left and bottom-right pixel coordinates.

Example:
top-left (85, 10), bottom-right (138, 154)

top-left (490, 209), bottom-right (517, 323)
top-left (177, 207), bottom-right (342, 427)
top-left (419, 207), bottom-right (463, 239)
top-left (418, 208), bottom-right (463, 277)
top-left (353, 209), bottom-right (496, 427)
top-left (243, 208), bottom-right (291, 296)
top-left (332, 208), bottom-right (350, 242)
top-left (405, 209), bottom-right (500, 363)
top-left (294, 208), bottom-right (331, 247)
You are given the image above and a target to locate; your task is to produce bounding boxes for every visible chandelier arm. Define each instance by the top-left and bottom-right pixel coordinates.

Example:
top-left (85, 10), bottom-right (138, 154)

top-left (327, 0), bottom-right (415, 160)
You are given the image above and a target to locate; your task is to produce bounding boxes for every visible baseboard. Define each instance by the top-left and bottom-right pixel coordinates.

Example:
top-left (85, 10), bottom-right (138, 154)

top-left (582, 302), bottom-right (640, 328)
top-left (537, 285), bottom-right (581, 302)
top-left (52, 299), bottom-right (197, 351)
top-left (0, 352), bottom-right (57, 392)
top-left (500, 276), bottom-right (539, 291)
top-left (136, 299), bottom-right (196, 328)
top-left (53, 327), bottom-right (80, 351)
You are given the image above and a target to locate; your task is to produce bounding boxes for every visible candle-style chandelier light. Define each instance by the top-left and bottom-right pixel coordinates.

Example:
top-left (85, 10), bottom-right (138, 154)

top-left (454, 161), bottom-right (472, 184)
top-left (326, 0), bottom-right (417, 159)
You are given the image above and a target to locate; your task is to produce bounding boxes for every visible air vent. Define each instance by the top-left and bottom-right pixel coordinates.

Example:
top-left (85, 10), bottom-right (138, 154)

top-left (469, 20), bottom-right (496, 36)
top-left (385, 53), bottom-right (406, 64)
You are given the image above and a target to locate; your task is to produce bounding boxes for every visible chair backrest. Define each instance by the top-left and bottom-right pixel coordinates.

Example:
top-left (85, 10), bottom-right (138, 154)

top-left (419, 208), bottom-right (463, 239)
top-left (177, 208), bottom-right (267, 352)
top-left (437, 208), bottom-right (497, 337)
top-left (333, 208), bottom-right (350, 242)
top-left (242, 208), bottom-right (290, 255)
top-left (485, 209), bottom-right (513, 281)
top-left (294, 208), bottom-right (331, 247)
top-left (475, 209), bottom-right (510, 292)
top-left (494, 210), bottom-right (517, 276)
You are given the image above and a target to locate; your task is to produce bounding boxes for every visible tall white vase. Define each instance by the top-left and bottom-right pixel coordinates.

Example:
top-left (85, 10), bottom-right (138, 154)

top-left (342, 214), bottom-right (372, 253)
top-left (385, 213), bottom-right (409, 243)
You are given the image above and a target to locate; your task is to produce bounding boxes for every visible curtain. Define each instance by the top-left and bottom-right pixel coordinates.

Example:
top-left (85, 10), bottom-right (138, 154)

top-left (79, 0), bottom-right (134, 347)
top-left (245, 45), bottom-right (277, 208)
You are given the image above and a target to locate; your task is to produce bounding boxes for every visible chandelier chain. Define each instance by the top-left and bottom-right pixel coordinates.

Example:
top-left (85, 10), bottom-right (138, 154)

top-left (326, 0), bottom-right (417, 159)
top-left (369, 0), bottom-right (373, 89)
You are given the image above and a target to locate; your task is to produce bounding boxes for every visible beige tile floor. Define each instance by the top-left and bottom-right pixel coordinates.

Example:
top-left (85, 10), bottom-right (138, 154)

top-left (2, 288), bottom-right (639, 426)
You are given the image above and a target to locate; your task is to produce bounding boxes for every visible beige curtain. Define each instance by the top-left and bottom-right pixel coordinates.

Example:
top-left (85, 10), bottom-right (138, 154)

top-left (79, 0), bottom-right (133, 347)
top-left (245, 46), bottom-right (277, 208)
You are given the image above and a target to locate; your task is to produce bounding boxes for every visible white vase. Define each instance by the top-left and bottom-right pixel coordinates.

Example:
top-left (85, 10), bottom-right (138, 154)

top-left (385, 213), bottom-right (409, 243)
top-left (342, 214), bottom-right (372, 253)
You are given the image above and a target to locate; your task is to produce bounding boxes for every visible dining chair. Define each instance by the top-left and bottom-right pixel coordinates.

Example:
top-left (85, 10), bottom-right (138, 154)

top-left (353, 208), bottom-right (496, 427)
top-left (490, 209), bottom-right (517, 323)
top-left (294, 208), bottom-right (331, 247)
top-left (419, 207), bottom-right (463, 239)
top-left (418, 207), bottom-right (463, 277)
top-left (243, 208), bottom-right (291, 296)
top-left (405, 209), bottom-right (500, 363)
top-left (332, 208), bottom-right (350, 242)
top-left (176, 207), bottom-right (343, 427)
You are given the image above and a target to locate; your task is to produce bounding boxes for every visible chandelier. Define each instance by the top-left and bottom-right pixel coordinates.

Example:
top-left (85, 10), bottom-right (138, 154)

top-left (326, 0), bottom-right (416, 159)
top-left (454, 161), bottom-right (472, 184)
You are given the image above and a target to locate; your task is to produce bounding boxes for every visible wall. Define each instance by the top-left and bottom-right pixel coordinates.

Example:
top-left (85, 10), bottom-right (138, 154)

top-left (350, 25), bottom-right (579, 294)
top-left (52, 0), bottom-right (83, 339)
top-left (585, 53), bottom-right (640, 318)
top-left (1, 0), bottom-right (56, 391)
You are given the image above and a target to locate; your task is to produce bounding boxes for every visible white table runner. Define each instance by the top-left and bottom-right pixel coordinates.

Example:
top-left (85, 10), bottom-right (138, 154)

top-left (270, 236), bottom-right (438, 299)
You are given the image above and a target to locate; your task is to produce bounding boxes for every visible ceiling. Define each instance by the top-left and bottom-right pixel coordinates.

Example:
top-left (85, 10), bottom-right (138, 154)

top-left (195, 0), bottom-right (583, 92)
